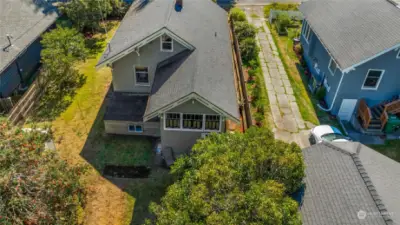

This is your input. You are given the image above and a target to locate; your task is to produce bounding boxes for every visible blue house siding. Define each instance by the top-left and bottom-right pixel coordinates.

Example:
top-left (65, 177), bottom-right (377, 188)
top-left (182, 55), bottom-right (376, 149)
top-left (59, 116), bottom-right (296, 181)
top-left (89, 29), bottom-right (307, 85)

top-left (300, 22), bottom-right (343, 109)
top-left (0, 39), bottom-right (42, 97)
top-left (333, 48), bottom-right (400, 114)
top-left (301, 20), bottom-right (400, 116)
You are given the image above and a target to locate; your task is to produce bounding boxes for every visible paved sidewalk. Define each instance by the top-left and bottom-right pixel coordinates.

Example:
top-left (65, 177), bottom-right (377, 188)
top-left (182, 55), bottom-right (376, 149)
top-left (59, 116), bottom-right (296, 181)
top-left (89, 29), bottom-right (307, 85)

top-left (242, 6), bottom-right (312, 148)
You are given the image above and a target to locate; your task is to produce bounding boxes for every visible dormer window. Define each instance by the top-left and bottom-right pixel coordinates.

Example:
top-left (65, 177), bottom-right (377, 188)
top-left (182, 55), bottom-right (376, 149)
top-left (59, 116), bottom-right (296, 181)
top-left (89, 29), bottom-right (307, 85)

top-left (161, 34), bottom-right (173, 52)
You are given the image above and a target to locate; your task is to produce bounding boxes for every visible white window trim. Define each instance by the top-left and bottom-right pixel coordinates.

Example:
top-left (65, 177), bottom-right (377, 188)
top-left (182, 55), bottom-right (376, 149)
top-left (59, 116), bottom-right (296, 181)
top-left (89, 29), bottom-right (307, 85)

top-left (361, 69), bottom-right (385, 91)
top-left (160, 35), bottom-right (174, 52)
top-left (164, 112), bottom-right (222, 132)
top-left (323, 77), bottom-right (331, 92)
top-left (328, 58), bottom-right (337, 76)
top-left (396, 49), bottom-right (400, 59)
top-left (302, 21), bottom-right (311, 44)
top-left (134, 65), bottom-right (150, 86)
top-left (128, 124), bottom-right (143, 133)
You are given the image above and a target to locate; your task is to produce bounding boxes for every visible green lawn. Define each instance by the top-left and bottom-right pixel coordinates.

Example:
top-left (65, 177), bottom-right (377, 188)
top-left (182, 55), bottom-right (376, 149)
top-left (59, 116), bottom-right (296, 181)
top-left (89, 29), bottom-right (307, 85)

top-left (370, 140), bottom-right (400, 162)
top-left (24, 21), bottom-right (171, 225)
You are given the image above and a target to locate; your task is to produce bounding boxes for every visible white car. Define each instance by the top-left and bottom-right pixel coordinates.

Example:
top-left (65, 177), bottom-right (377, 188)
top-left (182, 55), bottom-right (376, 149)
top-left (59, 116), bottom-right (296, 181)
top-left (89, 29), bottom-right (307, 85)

top-left (309, 125), bottom-right (351, 145)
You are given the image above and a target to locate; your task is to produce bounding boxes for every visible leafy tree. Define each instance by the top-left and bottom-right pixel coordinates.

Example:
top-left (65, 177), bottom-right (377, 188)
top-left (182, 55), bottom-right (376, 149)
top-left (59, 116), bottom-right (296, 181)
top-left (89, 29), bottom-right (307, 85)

top-left (0, 122), bottom-right (87, 224)
top-left (239, 37), bottom-right (260, 65)
top-left (61, 0), bottom-right (113, 31)
top-left (230, 7), bottom-right (247, 22)
top-left (37, 26), bottom-right (88, 119)
top-left (234, 21), bottom-right (257, 42)
top-left (148, 128), bottom-right (305, 225)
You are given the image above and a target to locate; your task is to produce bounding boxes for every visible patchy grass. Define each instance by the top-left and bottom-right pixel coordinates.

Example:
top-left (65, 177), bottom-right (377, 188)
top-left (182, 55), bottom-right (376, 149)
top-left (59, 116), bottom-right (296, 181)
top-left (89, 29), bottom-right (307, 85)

top-left (25, 21), bottom-right (171, 225)
top-left (370, 140), bottom-right (400, 162)
top-left (268, 23), bottom-right (319, 126)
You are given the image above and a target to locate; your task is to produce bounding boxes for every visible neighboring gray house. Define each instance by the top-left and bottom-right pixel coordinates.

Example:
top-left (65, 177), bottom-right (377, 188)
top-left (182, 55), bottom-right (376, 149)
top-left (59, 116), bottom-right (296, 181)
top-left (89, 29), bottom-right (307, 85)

top-left (302, 142), bottom-right (400, 225)
top-left (97, 0), bottom-right (239, 154)
top-left (0, 0), bottom-right (58, 98)
top-left (300, 0), bottom-right (400, 131)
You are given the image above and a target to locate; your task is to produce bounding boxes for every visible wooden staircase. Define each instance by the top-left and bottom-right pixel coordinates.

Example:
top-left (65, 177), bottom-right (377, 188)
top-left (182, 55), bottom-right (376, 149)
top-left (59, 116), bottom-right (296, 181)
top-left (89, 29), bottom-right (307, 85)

top-left (357, 96), bottom-right (400, 133)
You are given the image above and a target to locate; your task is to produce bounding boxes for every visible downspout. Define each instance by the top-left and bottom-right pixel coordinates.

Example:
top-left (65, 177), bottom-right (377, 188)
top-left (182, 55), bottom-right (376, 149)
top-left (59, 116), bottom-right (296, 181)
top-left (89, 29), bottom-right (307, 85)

top-left (317, 71), bottom-right (346, 112)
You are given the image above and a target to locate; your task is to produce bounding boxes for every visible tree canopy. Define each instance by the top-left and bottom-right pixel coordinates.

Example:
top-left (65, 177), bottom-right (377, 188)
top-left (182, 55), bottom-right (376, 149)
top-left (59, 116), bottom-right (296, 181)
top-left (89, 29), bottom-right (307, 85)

top-left (0, 123), bottom-right (87, 224)
top-left (148, 127), bottom-right (305, 225)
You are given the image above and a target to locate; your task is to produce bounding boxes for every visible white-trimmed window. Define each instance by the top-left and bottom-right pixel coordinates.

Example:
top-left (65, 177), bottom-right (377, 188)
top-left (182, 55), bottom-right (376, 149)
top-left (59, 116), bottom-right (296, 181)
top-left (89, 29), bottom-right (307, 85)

top-left (128, 125), bottom-right (143, 133)
top-left (165, 113), bottom-right (180, 128)
top-left (164, 113), bottom-right (221, 131)
top-left (161, 35), bottom-right (173, 52)
top-left (205, 115), bottom-right (220, 131)
top-left (397, 50), bottom-right (400, 59)
top-left (182, 114), bottom-right (203, 130)
top-left (328, 58), bottom-right (337, 76)
top-left (302, 21), bottom-right (312, 43)
top-left (134, 66), bottom-right (149, 85)
top-left (362, 69), bottom-right (384, 90)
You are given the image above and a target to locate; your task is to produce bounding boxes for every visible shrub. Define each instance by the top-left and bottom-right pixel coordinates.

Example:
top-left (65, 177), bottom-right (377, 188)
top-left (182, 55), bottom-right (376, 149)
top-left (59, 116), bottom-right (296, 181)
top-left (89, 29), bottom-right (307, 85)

top-left (275, 12), bottom-right (291, 35)
top-left (0, 123), bottom-right (87, 224)
top-left (316, 86), bottom-right (327, 101)
top-left (234, 21), bottom-right (257, 42)
top-left (239, 38), bottom-right (259, 65)
top-left (264, 3), bottom-right (299, 17)
top-left (230, 7), bottom-right (247, 22)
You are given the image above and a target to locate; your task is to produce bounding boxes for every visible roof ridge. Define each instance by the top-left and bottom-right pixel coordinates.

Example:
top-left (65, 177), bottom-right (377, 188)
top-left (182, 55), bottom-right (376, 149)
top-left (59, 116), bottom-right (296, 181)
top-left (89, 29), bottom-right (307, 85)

top-left (322, 142), bottom-right (393, 224)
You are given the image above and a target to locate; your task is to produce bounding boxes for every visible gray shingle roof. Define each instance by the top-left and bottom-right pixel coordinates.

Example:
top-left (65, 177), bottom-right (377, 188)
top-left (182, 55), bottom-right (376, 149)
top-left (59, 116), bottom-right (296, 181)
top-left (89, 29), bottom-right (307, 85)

top-left (104, 92), bottom-right (148, 121)
top-left (0, 0), bottom-right (58, 74)
top-left (300, 0), bottom-right (400, 70)
top-left (302, 142), bottom-right (400, 225)
top-left (98, 0), bottom-right (239, 120)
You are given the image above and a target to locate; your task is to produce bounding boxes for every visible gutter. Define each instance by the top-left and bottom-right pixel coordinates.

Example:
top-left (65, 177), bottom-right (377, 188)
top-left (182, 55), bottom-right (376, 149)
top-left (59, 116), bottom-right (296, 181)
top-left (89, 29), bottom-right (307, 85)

top-left (317, 71), bottom-right (345, 112)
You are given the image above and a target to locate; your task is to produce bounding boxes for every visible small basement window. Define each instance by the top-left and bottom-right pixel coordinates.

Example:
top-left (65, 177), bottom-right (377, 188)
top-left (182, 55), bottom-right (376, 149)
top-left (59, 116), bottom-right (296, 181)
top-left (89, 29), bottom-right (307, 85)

top-left (362, 69), bottom-right (384, 90)
top-left (165, 113), bottom-right (180, 129)
top-left (328, 58), bottom-right (337, 75)
top-left (205, 115), bottom-right (220, 131)
top-left (135, 66), bottom-right (149, 85)
top-left (128, 125), bottom-right (143, 133)
top-left (161, 35), bottom-right (173, 52)
top-left (182, 114), bottom-right (203, 130)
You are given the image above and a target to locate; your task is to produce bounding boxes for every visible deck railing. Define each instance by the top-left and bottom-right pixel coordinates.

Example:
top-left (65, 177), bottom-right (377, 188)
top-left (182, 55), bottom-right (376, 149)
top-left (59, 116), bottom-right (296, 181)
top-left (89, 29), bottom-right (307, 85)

top-left (358, 99), bottom-right (372, 129)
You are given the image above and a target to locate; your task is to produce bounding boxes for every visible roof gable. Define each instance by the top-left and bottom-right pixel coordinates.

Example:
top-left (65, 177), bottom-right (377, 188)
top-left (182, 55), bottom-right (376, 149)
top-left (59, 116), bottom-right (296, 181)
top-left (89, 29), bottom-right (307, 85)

top-left (300, 0), bottom-right (400, 71)
top-left (302, 142), bottom-right (400, 224)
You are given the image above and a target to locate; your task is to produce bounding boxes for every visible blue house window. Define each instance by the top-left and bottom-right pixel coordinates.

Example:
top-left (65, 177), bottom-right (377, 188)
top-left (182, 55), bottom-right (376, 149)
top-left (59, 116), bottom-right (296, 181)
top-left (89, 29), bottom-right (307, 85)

top-left (128, 125), bottom-right (143, 133)
top-left (302, 21), bottom-right (312, 43)
top-left (397, 50), bottom-right (400, 59)
top-left (362, 69), bottom-right (384, 90)
top-left (328, 58), bottom-right (337, 76)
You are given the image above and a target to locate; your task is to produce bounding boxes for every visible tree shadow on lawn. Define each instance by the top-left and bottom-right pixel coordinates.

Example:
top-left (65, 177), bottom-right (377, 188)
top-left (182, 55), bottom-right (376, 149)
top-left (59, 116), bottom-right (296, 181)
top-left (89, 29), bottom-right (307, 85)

top-left (79, 90), bottom-right (172, 225)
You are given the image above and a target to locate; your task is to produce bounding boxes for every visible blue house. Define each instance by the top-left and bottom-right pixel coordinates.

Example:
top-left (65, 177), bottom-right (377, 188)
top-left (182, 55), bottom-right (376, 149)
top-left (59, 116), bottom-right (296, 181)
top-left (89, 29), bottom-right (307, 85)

top-left (0, 0), bottom-right (58, 98)
top-left (299, 0), bottom-right (400, 132)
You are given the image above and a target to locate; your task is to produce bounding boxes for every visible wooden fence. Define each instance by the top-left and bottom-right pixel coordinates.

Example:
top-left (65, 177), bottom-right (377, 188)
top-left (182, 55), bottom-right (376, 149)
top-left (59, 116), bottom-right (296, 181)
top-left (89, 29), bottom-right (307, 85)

top-left (8, 74), bottom-right (46, 125)
top-left (229, 16), bottom-right (253, 130)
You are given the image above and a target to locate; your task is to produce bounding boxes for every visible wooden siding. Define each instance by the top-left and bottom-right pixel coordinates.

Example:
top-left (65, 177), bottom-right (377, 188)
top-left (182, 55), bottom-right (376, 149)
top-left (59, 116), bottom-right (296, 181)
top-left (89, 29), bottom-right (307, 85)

top-left (104, 120), bottom-right (160, 137)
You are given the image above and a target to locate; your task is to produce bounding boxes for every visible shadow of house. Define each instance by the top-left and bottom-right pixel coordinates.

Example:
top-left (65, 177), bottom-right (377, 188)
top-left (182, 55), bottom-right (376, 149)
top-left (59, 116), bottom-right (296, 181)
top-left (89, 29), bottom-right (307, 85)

top-left (79, 86), bottom-right (172, 225)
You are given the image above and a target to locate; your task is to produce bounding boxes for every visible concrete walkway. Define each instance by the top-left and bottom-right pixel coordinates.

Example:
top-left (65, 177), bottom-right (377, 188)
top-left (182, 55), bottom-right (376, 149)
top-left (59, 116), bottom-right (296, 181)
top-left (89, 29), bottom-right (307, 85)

top-left (243, 6), bottom-right (312, 148)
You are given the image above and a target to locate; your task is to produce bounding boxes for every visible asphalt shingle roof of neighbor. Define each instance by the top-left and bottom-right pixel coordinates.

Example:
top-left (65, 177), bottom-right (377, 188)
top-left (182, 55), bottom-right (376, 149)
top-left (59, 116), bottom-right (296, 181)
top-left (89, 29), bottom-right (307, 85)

top-left (0, 0), bottom-right (58, 74)
top-left (302, 142), bottom-right (400, 225)
top-left (98, 0), bottom-right (239, 120)
top-left (299, 0), bottom-right (400, 70)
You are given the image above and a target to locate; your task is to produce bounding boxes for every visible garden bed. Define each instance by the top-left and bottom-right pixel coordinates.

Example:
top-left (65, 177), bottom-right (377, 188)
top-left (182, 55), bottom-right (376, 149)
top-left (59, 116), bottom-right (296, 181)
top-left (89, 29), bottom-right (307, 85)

top-left (104, 165), bottom-right (151, 178)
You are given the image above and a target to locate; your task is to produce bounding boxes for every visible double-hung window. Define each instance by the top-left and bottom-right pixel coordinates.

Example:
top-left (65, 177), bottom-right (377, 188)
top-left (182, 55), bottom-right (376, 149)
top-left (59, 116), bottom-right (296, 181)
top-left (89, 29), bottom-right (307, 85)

top-left (328, 58), bottom-right (337, 76)
top-left (135, 66), bottom-right (149, 85)
top-left (362, 69), bottom-right (384, 90)
top-left (205, 115), bottom-right (220, 131)
top-left (161, 35), bottom-right (173, 52)
top-left (182, 114), bottom-right (203, 130)
top-left (165, 113), bottom-right (180, 128)
top-left (302, 21), bottom-right (312, 43)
